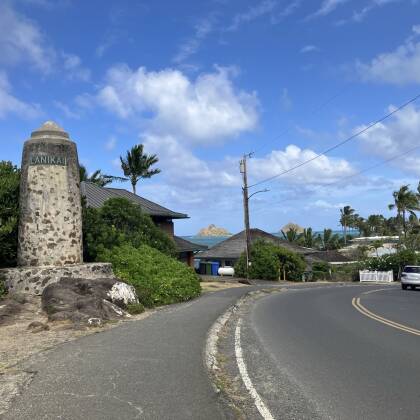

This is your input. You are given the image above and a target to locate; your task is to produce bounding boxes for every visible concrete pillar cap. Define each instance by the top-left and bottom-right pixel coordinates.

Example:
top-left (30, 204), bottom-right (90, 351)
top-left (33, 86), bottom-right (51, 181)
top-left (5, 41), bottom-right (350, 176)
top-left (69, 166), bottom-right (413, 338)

top-left (31, 121), bottom-right (70, 139)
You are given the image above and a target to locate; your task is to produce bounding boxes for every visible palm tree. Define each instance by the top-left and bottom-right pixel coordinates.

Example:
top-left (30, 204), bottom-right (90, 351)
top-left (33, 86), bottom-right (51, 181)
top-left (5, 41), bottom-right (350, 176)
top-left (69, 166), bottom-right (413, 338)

top-left (388, 185), bottom-right (419, 239)
top-left (339, 206), bottom-right (355, 245)
top-left (298, 227), bottom-right (317, 248)
top-left (281, 227), bottom-right (299, 243)
top-left (317, 229), bottom-right (341, 251)
top-left (120, 144), bottom-right (161, 195)
top-left (79, 165), bottom-right (125, 187)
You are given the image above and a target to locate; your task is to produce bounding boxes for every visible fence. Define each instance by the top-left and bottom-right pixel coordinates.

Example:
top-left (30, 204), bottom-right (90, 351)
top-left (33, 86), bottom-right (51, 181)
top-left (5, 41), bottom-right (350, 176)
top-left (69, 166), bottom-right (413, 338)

top-left (359, 270), bottom-right (394, 283)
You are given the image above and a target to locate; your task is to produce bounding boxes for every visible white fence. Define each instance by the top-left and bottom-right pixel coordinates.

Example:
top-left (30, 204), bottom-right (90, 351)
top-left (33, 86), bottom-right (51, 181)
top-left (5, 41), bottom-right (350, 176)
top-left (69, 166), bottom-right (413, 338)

top-left (359, 270), bottom-right (394, 283)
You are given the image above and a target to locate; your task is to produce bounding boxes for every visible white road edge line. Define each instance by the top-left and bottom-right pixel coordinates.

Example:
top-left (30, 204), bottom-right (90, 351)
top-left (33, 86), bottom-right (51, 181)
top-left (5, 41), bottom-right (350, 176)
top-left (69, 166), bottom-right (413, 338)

top-left (235, 318), bottom-right (275, 420)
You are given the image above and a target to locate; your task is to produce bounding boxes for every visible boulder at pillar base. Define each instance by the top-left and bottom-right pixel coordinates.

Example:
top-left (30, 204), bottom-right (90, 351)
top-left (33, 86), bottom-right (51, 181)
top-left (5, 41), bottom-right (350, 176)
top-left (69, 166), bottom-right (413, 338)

top-left (0, 263), bottom-right (115, 295)
top-left (41, 277), bottom-right (139, 325)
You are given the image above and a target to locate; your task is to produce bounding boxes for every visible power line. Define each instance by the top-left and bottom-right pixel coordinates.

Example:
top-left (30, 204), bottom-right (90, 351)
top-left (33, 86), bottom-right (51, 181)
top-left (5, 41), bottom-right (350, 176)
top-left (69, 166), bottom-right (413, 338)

top-left (318, 144), bottom-right (420, 189)
top-left (252, 86), bottom-right (349, 156)
top-left (248, 92), bottom-right (420, 189)
top-left (250, 143), bottom-right (420, 216)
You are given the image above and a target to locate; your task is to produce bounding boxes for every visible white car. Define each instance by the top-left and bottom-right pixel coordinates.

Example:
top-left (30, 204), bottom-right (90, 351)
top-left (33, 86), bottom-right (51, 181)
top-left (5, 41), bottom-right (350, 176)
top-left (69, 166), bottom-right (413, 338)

top-left (401, 266), bottom-right (420, 290)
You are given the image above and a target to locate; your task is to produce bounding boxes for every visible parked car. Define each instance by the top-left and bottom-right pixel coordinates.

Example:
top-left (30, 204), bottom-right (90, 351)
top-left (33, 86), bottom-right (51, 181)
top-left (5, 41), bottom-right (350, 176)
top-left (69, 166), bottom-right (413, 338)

top-left (401, 266), bottom-right (420, 290)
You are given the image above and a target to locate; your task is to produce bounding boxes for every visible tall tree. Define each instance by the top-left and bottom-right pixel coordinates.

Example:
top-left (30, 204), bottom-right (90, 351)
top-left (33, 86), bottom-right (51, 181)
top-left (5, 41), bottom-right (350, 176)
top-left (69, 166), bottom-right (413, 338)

top-left (120, 144), bottom-right (161, 195)
top-left (298, 227), bottom-right (317, 248)
top-left (281, 227), bottom-right (299, 243)
top-left (339, 205), bottom-right (355, 245)
top-left (388, 185), bottom-right (419, 239)
top-left (317, 229), bottom-right (341, 251)
top-left (79, 165), bottom-right (124, 187)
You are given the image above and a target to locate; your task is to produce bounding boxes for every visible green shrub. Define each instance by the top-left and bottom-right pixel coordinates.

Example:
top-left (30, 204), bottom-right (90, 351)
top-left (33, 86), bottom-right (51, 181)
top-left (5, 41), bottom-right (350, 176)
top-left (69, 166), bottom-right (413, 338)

top-left (235, 240), bottom-right (306, 281)
top-left (312, 261), bottom-right (330, 273)
top-left (0, 161), bottom-right (20, 268)
top-left (330, 263), bottom-right (362, 282)
top-left (362, 250), bottom-right (418, 280)
top-left (83, 197), bottom-right (176, 261)
top-left (126, 302), bottom-right (145, 315)
top-left (99, 244), bottom-right (201, 307)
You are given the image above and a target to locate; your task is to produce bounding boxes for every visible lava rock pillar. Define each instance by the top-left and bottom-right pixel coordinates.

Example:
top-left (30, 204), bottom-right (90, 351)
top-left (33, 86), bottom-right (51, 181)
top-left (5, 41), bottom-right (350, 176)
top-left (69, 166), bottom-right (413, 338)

top-left (17, 121), bottom-right (83, 267)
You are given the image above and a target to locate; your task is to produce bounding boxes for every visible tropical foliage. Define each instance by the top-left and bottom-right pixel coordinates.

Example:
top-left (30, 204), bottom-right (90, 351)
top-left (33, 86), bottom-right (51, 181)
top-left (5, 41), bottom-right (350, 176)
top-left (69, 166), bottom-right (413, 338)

top-left (79, 164), bottom-right (125, 187)
top-left (388, 185), bottom-right (419, 238)
top-left (0, 161), bottom-right (20, 268)
top-left (235, 240), bottom-right (306, 281)
top-left (362, 250), bottom-right (418, 280)
top-left (120, 144), bottom-right (161, 194)
top-left (339, 205), bottom-right (356, 245)
top-left (99, 244), bottom-right (201, 307)
top-left (83, 197), bottom-right (176, 261)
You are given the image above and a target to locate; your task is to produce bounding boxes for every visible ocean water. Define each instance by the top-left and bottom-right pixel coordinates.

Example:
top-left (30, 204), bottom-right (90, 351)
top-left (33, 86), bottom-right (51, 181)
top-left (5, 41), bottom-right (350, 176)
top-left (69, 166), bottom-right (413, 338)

top-left (182, 230), bottom-right (352, 249)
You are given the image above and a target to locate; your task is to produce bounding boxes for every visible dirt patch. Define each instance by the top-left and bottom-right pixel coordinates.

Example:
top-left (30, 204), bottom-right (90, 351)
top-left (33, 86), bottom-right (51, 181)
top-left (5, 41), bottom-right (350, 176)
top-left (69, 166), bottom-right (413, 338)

top-left (0, 295), bottom-right (152, 416)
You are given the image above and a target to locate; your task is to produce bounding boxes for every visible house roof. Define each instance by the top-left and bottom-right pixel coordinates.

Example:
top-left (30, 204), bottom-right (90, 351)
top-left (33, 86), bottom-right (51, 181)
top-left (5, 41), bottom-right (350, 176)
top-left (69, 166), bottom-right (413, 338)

top-left (197, 228), bottom-right (315, 260)
top-left (173, 236), bottom-right (208, 253)
top-left (305, 250), bottom-right (352, 264)
top-left (81, 182), bottom-right (188, 219)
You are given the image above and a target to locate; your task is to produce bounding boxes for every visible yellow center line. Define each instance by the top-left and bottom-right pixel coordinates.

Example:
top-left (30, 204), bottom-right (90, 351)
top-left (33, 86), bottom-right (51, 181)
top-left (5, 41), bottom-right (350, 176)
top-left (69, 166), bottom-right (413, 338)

top-left (352, 290), bottom-right (420, 336)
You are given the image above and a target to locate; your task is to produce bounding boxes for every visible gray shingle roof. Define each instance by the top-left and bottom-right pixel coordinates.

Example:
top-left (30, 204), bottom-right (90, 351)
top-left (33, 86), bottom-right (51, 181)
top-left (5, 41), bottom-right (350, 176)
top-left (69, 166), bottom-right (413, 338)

top-left (173, 236), bottom-right (208, 252)
top-left (305, 250), bottom-right (351, 263)
top-left (81, 182), bottom-right (188, 219)
top-left (197, 228), bottom-right (315, 260)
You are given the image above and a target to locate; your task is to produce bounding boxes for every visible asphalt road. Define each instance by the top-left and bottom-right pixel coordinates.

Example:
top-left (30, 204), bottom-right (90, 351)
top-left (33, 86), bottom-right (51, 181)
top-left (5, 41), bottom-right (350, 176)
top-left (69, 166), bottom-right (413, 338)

top-left (4, 286), bottom-right (258, 420)
top-left (238, 284), bottom-right (420, 419)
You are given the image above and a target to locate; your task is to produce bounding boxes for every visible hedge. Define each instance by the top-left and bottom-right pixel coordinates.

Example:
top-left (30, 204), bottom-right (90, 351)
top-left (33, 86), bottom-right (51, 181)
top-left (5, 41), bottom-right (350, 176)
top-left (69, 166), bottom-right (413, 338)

top-left (99, 244), bottom-right (201, 307)
top-left (235, 240), bottom-right (306, 281)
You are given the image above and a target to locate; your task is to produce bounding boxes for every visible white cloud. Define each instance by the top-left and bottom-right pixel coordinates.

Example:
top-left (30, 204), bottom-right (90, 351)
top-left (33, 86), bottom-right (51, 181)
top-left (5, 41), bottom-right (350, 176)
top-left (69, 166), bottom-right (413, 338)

top-left (97, 65), bottom-right (259, 144)
top-left (53, 100), bottom-right (80, 119)
top-left (306, 0), bottom-right (349, 19)
top-left (0, 71), bottom-right (42, 119)
top-left (311, 199), bottom-right (346, 209)
top-left (356, 104), bottom-right (420, 175)
top-left (62, 53), bottom-right (91, 82)
top-left (280, 88), bottom-right (292, 111)
top-left (300, 45), bottom-right (320, 54)
top-left (143, 133), bottom-right (240, 190)
top-left (413, 24), bottom-right (420, 36)
top-left (0, 3), bottom-right (91, 81)
top-left (0, 2), bottom-right (56, 73)
top-left (357, 26), bottom-right (420, 85)
top-left (173, 17), bottom-right (214, 63)
top-left (249, 144), bottom-right (355, 185)
top-left (105, 136), bottom-right (117, 151)
top-left (227, 0), bottom-right (278, 31)
top-left (271, 0), bottom-right (301, 22)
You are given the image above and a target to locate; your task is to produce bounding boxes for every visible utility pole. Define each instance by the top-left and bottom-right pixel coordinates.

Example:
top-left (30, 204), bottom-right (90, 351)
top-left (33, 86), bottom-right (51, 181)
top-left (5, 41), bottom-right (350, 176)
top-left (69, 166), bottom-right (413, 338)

top-left (240, 154), bottom-right (252, 279)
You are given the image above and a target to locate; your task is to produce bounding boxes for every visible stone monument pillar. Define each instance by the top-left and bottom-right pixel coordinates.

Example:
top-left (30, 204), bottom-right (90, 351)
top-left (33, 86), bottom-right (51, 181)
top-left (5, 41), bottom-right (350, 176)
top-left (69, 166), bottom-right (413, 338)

top-left (18, 121), bottom-right (83, 267)
top-left (0, 121), bottom-right (115, 295)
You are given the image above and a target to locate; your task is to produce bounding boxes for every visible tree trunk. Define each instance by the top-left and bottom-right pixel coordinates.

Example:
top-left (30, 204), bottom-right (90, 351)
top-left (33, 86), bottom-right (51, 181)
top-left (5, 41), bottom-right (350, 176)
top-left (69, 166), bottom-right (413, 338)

top-left (403, 209), bottom-right (407, 239)
top-left (344, 221), bottom-right (347, 245)
top-left (132, 182), bottom-right (136, 195)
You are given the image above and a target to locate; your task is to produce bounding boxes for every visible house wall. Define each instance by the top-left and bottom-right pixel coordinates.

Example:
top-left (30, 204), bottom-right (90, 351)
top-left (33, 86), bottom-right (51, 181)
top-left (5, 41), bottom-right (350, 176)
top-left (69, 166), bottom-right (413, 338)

top-left (153, 218), bottom-right (174, 237)
top-left (178, 251), bottom-right (194, 267)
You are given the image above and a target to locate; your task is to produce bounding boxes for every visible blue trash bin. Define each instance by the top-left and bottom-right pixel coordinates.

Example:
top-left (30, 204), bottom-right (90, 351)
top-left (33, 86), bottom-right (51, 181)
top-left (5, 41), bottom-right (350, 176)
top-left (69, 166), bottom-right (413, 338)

top-left (211, 262), bottom-right (220, 276)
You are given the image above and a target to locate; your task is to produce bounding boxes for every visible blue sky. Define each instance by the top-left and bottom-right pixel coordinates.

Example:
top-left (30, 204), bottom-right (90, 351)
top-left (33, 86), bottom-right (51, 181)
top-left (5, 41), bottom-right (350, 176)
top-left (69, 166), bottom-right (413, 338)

top-left (1, 0), bottom-right (420, 235)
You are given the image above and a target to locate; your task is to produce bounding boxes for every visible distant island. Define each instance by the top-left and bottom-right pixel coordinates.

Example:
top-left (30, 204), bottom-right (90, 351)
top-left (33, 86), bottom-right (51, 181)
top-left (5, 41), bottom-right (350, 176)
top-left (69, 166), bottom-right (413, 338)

top-left (197, 224), bottom-right (231, 237)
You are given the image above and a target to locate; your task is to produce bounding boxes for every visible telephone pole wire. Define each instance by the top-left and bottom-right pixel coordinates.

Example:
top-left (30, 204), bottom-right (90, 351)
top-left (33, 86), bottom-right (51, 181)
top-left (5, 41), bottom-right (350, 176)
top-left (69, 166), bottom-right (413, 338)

top-left (240, 153), bottom-right (252, 280)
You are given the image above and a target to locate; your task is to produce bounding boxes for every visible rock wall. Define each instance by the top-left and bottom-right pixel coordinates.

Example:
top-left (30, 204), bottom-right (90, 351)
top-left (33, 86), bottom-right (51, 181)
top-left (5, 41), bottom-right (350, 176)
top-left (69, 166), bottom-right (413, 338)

top-left (0, 263), bottom-right (114, 295)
